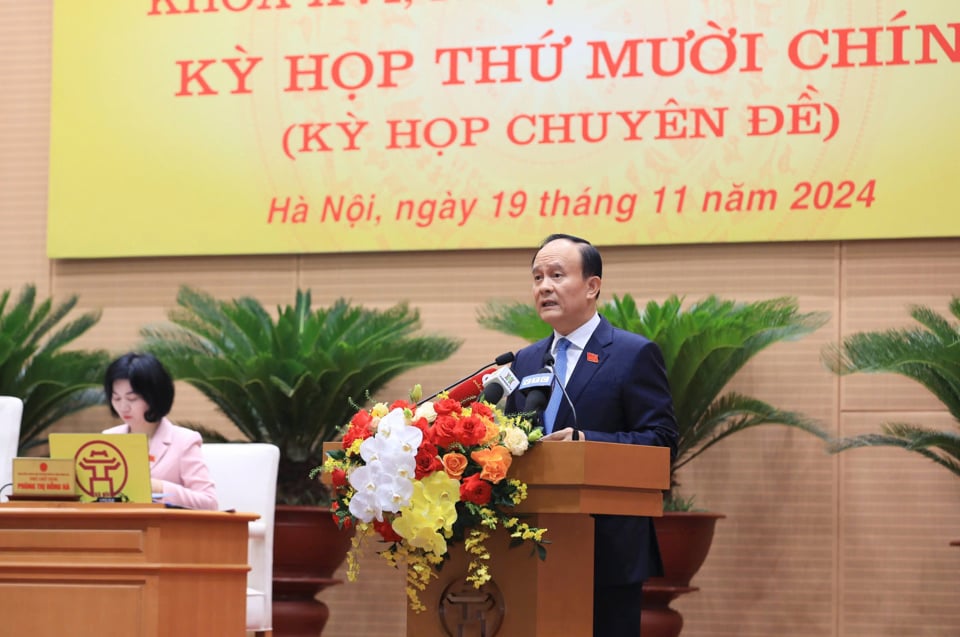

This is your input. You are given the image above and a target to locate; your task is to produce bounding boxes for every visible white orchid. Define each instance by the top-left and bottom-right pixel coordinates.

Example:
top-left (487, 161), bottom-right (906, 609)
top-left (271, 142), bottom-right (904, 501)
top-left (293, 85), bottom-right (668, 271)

top-left (348, 408), bottom-right (424, 522)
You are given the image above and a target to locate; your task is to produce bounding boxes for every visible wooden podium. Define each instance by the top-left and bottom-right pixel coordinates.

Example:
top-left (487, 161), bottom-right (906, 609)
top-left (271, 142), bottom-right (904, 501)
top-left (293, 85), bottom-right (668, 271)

top-left (0, 502), bottom-right (256, 637)
top-left (407, 441), bottom-right (671, 637)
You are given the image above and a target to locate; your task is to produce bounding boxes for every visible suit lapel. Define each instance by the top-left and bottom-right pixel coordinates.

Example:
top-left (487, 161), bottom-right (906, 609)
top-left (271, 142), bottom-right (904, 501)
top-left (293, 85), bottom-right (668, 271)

top-left (148, 418), bottom-right (173, 466)
top-left (557, 317), bottom-right (614, 430)
top-left (530, 339), bottom-right (552, 374)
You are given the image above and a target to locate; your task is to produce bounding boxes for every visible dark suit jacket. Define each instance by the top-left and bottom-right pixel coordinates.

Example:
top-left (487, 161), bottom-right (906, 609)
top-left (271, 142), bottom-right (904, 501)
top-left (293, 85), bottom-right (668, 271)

top-left (505, 315), bottom-right (678, 585)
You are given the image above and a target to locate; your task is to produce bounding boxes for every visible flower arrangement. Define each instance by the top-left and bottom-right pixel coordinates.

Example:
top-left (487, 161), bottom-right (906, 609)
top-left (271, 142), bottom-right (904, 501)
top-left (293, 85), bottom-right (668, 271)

top-left (320, 386), bottom-right (548, 611)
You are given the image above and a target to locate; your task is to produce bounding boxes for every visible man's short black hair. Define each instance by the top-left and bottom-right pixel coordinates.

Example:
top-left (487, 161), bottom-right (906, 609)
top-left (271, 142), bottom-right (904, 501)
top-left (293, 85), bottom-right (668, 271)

top-left (104, 352), bottom-right (175, 423)
top-left (537, 233), bottom-right (603, 279)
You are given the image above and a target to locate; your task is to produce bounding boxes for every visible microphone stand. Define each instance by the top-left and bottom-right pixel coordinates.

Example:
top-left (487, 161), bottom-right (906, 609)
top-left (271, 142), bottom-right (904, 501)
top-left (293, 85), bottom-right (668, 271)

top-left (418, 352), bottom-right (514, 405)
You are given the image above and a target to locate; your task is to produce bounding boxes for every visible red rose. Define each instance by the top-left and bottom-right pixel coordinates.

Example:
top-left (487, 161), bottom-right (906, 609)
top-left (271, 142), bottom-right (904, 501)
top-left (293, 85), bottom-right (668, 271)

top-left (431, 414), bottom-right (460, 448)
top-left (433, 398), bottom-right (462, 416)
top-left (411, 417), bottom-right (430, 438)
top-left (414, 442), bottom-right (443, 479)
top-left (389, 399), bottom-right (415, 412)
top-left (460, 473), bottom-right (492, 505)
top-left (331, 468), bottom-right (348, 488)
top-left (331, 505), bottom-right (352, 529)
top-left (373, 518), bottom-right (403, 543)
top-left (342, 409), bottom-right (375, 448)
top-left (351, 409), bottom-right (373, 428)
top-left (471, 402), bottom-right (494, 419)
top-left (342, 426), bottom-right (371, 449)
top-left (456, 414), bottom-right (487, 447)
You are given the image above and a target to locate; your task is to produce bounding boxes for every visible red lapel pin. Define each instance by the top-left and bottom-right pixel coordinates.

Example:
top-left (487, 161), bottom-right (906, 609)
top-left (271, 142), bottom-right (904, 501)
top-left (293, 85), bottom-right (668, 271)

top-left (586, 352), bottom-right (599, 363)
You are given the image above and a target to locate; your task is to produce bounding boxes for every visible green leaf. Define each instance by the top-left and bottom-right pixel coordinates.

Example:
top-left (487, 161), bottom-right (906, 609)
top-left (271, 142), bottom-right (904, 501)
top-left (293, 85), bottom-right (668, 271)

top-left (140, 285), bottom-right (461, 504)
top-left (0, 284), bottom-right (109, 451)
top-left (823, 299), bottom-right (960, 478)
top-left (477, 293), bottom-right (829, 495)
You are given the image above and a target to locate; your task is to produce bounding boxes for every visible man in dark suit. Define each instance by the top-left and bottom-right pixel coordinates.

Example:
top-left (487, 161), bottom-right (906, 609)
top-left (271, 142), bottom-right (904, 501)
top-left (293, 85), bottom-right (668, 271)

top-left (504, 234), bottom-right (678, 636)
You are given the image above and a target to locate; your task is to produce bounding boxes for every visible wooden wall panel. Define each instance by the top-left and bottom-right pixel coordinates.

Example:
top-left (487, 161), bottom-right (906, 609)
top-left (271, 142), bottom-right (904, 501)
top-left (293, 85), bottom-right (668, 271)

top-left (838, 412), bottom-right (960, 636)
top-left (3, 4), bottom-right (960, 637)
top-left (0, 1), bottom-right (53, 294)
top-left (320, 547), bottom-right (407, 637)
top-left (646, 242), bottom-right (839, 637)
top-left (839, 239), bottom-right (960, 412)
top-left (837, 240), bottom-right (960, 637)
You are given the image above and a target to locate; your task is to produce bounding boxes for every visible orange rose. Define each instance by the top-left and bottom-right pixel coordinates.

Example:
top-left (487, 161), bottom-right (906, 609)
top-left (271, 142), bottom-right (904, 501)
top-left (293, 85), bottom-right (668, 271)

top-left (441, 452), bottom-right (469, 479)
top-left (470, 446), bottom-right (512, 484)
top-left (480, 418), bottom-right (500, 445)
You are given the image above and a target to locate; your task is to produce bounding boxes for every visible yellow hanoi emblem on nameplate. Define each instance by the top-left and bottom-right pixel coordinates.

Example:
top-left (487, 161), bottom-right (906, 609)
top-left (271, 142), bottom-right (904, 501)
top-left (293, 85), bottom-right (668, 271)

top-left (71, 439), bottom-right (135, 500)
top-left (48, 433), bottom-right (153, 503)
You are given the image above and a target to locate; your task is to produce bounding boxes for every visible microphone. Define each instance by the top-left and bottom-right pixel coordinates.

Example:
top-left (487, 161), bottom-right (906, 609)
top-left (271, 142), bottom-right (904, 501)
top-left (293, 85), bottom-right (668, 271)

top-left (517, 368), bottom-right (553, 413)
top-left (419, 352), bottom-right (516, 404)
top-left (480, 366), bottom-right (520, 404)
top-left (542, 353), bottom-right (555, 370)
top-left (447, 368), bottom-right (494, 405)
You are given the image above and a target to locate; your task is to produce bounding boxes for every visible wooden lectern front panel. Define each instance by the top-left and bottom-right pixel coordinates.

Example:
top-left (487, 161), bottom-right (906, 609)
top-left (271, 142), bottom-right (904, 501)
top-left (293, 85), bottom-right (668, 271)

top-left (407, 513), bottom-right (595, 637)
top-left (0, 503), bottom-right (254, 637)
top-left (1, 580), bottom-right (151, 637)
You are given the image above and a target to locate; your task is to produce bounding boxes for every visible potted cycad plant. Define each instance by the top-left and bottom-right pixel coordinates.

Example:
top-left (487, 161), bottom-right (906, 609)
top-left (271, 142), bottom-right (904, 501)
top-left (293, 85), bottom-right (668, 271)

top-left (0, 284), bottom-right (109, 454)
top-left (140, 285), bottom-right (461, 634)
top-left (479, 294), bottom-right (829, 636)
top-left (822, 297), bottom-right (959, 545)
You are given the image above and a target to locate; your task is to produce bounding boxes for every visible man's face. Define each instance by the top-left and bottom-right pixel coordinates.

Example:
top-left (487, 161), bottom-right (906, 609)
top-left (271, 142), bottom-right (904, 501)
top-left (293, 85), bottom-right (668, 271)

top-left (531, 239), bottom-right (600, 334)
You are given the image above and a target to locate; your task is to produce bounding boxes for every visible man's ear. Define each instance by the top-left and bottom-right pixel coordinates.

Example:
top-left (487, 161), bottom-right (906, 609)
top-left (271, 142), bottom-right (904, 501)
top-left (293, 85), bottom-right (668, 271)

top-left (587, 276), bottom-right (601, 299)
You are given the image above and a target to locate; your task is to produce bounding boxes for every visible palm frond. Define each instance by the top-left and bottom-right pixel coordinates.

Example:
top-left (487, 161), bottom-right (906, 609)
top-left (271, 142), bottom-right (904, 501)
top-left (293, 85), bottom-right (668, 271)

top-left (477, 301), bottom-right (552, 342)
top-left (0, 285), bottom-right (109, 452)
top-left (822, 297), bottom-right (960, 420)
top-left (823, 297), bottom-right (960, 478)
top-left (829, 423), bottom-right (960, 477)
top-left (676, 392), bottom-right (829, 474)
top-left (477, 293), bottom-right (828, 493)
top-left (141, 285), bottom-right (461, 505)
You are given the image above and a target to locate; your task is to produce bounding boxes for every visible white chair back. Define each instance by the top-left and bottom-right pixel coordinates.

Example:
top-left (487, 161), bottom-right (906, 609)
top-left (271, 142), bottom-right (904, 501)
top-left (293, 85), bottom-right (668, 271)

top-left (0, 396), bottom-right (24, 502)
top-left (202, 442), bottom-right (280, 635)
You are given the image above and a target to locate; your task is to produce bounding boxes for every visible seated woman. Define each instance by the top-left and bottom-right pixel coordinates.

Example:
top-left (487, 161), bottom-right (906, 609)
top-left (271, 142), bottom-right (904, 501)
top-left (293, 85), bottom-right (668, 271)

top-left (102, 352), bottom-right (217, 510)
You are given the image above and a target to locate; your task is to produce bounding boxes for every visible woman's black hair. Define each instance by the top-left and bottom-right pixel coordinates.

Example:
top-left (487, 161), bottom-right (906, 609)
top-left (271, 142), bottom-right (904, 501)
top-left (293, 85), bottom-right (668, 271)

top-left (104, 352), bottom-right (174, 423)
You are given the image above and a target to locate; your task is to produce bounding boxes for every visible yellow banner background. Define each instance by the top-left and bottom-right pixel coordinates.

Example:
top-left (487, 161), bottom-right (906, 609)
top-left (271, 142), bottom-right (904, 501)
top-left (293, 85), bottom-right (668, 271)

top-left (47, 1), bottom-right (960, 258)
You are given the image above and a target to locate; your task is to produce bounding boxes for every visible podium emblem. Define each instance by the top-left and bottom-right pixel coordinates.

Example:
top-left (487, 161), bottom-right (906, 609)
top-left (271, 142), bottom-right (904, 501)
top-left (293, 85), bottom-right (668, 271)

top-left (438, 577), bottom-right (505, 637)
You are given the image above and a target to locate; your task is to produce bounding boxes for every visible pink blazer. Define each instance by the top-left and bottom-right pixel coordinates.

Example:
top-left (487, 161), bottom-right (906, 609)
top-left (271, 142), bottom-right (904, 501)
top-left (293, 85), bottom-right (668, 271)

top-left (103, 417), bottom-right (218, 510)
